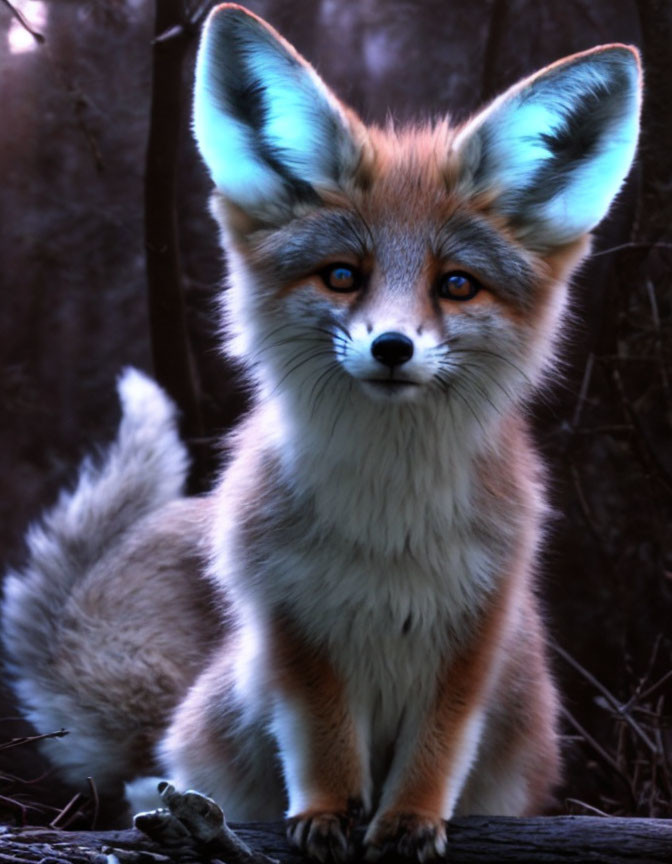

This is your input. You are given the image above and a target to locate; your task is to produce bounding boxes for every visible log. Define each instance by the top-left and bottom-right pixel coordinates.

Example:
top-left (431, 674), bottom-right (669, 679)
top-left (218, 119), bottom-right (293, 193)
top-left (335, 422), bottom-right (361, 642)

top-left (1, 816), bottom-right (672, 864)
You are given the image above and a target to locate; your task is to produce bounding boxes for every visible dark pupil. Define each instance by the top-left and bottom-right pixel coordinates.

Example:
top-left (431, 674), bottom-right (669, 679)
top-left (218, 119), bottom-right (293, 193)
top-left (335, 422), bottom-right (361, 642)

top-left (448, 275), bottom-right (470, 295)
top-left (329, 267), bottom-right (354, 290)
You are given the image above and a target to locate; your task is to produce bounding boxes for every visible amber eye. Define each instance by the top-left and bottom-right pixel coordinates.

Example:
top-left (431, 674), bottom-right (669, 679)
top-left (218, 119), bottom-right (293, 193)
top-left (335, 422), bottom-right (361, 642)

top-left (320, 263), bottom-right (361, 293)
top-left (437, 271), bottom-right (481, 301)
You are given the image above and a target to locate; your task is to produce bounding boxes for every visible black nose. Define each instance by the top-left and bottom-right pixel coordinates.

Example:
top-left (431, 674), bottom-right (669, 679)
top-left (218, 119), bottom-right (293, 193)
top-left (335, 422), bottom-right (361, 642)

top-left (371, 332), bottom-right (414, 368)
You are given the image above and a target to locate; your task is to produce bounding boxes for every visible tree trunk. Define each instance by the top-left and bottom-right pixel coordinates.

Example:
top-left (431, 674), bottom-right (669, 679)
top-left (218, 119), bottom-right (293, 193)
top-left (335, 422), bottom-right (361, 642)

top-left (145, 0), bottom-right (206, 490)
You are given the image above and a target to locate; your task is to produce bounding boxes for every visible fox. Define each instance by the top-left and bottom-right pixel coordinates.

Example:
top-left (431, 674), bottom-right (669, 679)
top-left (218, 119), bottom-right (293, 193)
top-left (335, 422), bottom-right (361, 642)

top-left (2, 4), bottom-right (641, 861)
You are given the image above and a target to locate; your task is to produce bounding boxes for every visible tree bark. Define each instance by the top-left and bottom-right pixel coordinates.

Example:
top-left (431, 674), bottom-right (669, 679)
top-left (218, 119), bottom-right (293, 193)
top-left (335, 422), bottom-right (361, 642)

top-left (145, 0), bottom-right (205, 490)
top-left (2, 816), bottom-right (672, 864)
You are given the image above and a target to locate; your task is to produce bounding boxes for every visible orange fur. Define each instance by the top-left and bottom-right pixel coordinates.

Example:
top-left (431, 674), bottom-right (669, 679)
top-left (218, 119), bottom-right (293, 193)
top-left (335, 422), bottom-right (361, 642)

top-left (270, 614), bottom-right (364, 814)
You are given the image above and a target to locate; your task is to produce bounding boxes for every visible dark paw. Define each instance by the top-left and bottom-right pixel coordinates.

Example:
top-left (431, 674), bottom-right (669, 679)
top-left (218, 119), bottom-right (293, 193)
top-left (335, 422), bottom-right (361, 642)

top-left (364, 812), bottom-right (447, 862)
top-left (287, 804), bottom-right (362, 864)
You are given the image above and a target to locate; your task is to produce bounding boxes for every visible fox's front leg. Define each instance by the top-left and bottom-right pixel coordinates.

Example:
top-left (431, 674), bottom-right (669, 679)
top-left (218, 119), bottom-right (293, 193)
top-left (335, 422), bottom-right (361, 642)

top-left (365, 602), bottom-right (504, 861)
top-left (270, 614), bottom-right (370, 863)
top-left (364, 700), bottom-right (483, 861)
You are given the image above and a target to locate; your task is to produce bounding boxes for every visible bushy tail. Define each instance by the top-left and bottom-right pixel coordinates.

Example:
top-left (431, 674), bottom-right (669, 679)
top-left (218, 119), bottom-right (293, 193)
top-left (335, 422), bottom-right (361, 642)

top-left (2, 368), bottom-right (188, 739)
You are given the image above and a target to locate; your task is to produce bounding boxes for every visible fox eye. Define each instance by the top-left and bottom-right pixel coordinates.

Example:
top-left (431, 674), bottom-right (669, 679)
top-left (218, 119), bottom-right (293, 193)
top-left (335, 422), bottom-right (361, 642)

top-left (320, 263), bottom-right (361, 293)
top-left (437, 271), bottom-right (481, 301)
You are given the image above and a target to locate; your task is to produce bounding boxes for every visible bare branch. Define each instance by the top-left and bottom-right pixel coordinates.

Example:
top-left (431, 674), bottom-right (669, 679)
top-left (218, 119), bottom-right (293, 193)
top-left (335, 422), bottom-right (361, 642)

top-left (1, 0), bottom-right (45, 43)
top-left (552, 641), bottom-right (660, 755)
top-left (0, 730), bottom-right (68, 752)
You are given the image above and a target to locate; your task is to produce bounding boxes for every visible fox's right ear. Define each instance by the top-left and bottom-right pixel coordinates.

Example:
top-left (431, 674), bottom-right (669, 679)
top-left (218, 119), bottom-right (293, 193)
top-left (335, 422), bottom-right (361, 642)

top-left (193, 3), bottom-right (364, 221)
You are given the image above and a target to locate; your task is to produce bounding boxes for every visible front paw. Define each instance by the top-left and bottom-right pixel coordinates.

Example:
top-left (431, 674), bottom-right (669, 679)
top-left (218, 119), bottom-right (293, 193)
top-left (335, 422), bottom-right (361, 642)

top-left (286, 801), bottom-right (363, 863)
top-left (364, 812), bottom-right (447, 862)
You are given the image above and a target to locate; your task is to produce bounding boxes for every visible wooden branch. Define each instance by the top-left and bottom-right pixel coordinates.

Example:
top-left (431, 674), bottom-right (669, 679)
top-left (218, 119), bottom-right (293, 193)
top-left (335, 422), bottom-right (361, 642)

top-left (2, 817), bottom-right (672, 864)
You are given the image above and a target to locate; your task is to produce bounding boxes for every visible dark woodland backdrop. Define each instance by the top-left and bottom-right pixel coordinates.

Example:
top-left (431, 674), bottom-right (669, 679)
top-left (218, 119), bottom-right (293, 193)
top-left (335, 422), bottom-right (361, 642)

top-left (0, 0), bottom-right (670, 829)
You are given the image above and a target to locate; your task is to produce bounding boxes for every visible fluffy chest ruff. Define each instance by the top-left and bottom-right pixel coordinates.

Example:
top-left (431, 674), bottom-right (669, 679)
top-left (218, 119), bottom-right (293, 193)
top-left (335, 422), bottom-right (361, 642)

top-left (211, 388), bottom-right (519, 633)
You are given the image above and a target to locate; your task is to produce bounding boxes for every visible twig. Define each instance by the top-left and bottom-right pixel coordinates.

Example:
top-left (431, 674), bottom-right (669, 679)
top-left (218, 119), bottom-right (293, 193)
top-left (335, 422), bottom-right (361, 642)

top-left (87, 777), bottom-right (100, 831)
top-left (0, 730), bottom-right (68, 752)
top-left (0, 794), bottom-right (59, 825)
top-left (153, 24), bottom-right (186, 45)
top-left (559, 705), bottom-right (634, 800)
top-left (568, 462), bottom-right (605, 548)
top-left (564, 798), bottom-right (609, 817)
top-left (552, 641), bottom-right (659, 755)
top-left (0, 0), bottom-right (45, 43)
top-left (188, 0), bottom-right (215, 27)
top-left (49, 793), bottom-right (86, 830)
top-left (0, 794), bottom-right (30, 826)
top-left (646, 278), bottom-right (671, 404)
top-left (591, 241), bottom-right (672, 258)
top-left (627, 633), bottom-right (663, 710)
top-left (654, 695), bottom-right (672, 801)
top-left (571, 352), bottom-right (595, 430)
top-left (573, 424), bottom-right (633, 435)
top-left (636, 670), bottom-right (672, 705)
top-left (649, 733), bottom-right (659, 815)
top-left (0, 768), bottom-right (52, 786)
top-left (611, 363), bottom-right (672, 494)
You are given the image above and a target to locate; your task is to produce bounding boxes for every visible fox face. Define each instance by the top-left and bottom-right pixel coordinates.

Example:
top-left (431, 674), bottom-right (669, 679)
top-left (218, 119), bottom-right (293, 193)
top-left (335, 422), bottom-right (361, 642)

top-left (196, 5), bottom-right (640, 433)
top-left (231, 137), bottom-right (546, 415)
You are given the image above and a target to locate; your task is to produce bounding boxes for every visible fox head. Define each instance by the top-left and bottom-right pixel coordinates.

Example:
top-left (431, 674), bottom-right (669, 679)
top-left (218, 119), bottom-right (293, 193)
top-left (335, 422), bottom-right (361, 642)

top-left (193, 3), bottom-right (641, 432)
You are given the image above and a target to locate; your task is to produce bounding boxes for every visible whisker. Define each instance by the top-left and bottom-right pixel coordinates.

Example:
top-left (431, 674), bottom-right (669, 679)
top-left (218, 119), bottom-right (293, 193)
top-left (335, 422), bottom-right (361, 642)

top-left (269, 348), bottom-right (336, 397)
top-left (256, 321), bottom-right (305, 352)
top-left (450, 381), bottom-right (487, 436)
top-left (328, 375), bottom-right (354, 440)
top-left (308, 361), bottom-right (343, 418)
top-left (447, 347), bottom-right (533, 387)
top-left (459, 367), bottom-right (501, 417)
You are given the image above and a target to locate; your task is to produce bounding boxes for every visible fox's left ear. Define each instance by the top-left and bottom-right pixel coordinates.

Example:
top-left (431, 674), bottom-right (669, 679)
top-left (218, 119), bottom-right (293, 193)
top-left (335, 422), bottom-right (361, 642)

top-left (454, 45), bottom-right (642, 250)
top-left (193, 3), bottom-right (364, 221)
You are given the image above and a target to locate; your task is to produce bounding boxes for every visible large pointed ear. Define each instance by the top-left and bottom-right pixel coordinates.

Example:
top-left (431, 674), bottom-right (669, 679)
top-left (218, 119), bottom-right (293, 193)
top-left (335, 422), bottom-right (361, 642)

top-left (193, 3), bottom-right (364, 220)
top-left (453, 45), bottom-right (642, 250)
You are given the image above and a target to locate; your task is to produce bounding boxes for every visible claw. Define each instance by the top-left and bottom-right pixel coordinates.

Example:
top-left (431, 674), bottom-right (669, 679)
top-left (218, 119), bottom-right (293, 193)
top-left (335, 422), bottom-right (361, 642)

top-left (364, 812), bottom-right (447, 861)
top-left (286, 810), bottom-right (354, 863)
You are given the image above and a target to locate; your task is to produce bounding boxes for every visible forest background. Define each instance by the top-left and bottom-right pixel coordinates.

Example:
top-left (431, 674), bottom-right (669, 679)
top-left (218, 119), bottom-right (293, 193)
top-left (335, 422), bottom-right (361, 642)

top-left (0, 0), bottom-right (670, 828)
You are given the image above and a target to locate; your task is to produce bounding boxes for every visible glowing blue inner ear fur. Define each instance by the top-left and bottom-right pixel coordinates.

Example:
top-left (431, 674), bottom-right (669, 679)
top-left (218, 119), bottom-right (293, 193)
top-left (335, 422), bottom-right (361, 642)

top-left (456, 46), bottom-right (641, 248)
top-left (193, 5), bottom-right (353, 211)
